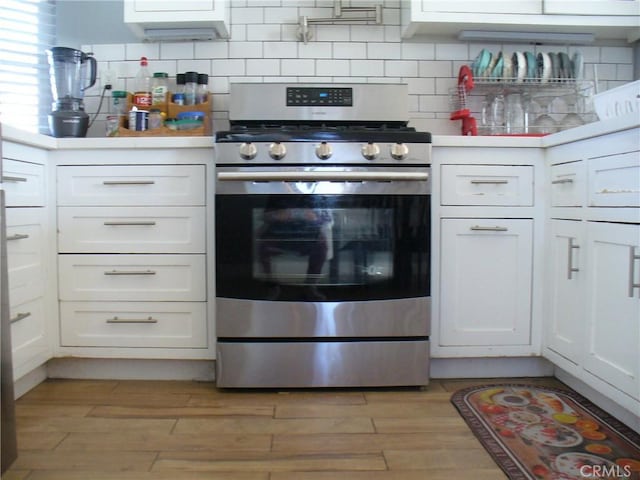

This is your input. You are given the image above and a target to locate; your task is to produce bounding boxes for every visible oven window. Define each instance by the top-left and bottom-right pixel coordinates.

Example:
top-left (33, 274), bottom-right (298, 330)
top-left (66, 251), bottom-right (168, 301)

top-left (217, 194), bottom-right (430, 302)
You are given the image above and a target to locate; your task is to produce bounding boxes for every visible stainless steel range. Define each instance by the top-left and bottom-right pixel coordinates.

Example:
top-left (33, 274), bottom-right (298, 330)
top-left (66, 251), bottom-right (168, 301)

top-left (214, 83), bottom-right (431, 388)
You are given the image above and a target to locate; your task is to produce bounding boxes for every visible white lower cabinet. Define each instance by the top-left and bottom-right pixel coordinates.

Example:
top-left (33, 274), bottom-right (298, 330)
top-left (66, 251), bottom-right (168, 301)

top-left (3, 140), bottom-right (53, 380)
top-left (545, 220), bottom-right (585, 369)
top-left (440, 218), bottom-right (533, 347)
top-left (56, 162), bottom-right (209, 358)
top-left (583, 221), bottom-right (640, 401)
top-left (544, 125), bottom-right (639, 416)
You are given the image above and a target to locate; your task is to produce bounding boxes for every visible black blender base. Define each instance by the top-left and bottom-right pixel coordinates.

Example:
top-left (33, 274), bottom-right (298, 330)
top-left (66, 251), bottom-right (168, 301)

top-left (48, 111), bottom-right (89, 137)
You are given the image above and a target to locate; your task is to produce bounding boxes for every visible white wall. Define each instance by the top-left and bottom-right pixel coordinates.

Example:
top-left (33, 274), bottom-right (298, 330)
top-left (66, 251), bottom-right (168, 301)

top-left (74, 1), bottom-right (636, 136)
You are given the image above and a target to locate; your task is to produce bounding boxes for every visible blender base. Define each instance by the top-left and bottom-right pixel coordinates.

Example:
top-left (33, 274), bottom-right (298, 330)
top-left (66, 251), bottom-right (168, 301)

top-left (49, 110), bottom-right (89, 137)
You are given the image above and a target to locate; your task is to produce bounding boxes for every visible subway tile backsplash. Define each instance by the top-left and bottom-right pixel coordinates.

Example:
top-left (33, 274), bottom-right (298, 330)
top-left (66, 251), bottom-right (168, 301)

top-left (82, 3), bottom-right (635, 137)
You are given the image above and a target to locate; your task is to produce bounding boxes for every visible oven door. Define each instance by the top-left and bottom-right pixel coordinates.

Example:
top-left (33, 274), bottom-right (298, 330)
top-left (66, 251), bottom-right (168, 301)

top-left (215, 165), bottom-right (430, 305)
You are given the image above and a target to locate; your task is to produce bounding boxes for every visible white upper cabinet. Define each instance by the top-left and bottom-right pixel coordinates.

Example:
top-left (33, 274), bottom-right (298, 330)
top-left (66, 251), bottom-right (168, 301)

top-left (403, 0), bottom-right (640, 42)
top-left (124, 0), bottom-right (230, 40)
top-left (420, 0), bottom-right (542, 14)
top-left (544, 0), bottom-right (640, 16)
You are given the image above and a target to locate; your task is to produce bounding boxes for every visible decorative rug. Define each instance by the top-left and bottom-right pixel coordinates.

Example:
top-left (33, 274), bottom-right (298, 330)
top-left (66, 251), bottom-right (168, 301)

top-left (451, 384), bottom-right (640, 480)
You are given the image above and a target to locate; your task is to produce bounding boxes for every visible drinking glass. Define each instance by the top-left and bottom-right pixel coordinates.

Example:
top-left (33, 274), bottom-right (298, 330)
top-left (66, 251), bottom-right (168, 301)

top-left (561, 94), bottom-right (585, 130)
top-left (506, 93), bottom-right (525, 134)
top-left (532, 95), bottom-right (557, 134)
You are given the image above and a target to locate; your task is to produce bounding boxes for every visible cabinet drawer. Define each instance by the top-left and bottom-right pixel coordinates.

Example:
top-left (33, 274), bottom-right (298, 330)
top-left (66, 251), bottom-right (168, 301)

top-left (587, 152), bottom-right (640, 207)
top-left (57, 165), bottom-right (205, 206)
top-left (2, 159), bottom-right (45, 207)
top-left (6, 208), bottom-right (45, 305)
top-left (550, 161), bottom-right (585, 207)
top-left (441, 165), bottom-right (533, 206)
top-left (58, 254), bottom-right (206, 302)
top-left (58, 206), bottom-right (206, 254)
top-left (60, 301), bottom-right (207, 348)
top-left (11, 297), bottom-right (48, 371)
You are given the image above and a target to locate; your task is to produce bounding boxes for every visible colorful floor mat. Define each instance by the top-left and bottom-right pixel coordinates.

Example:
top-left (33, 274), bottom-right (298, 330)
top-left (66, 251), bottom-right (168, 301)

top-left (451, 384), bottom-right (640, 480)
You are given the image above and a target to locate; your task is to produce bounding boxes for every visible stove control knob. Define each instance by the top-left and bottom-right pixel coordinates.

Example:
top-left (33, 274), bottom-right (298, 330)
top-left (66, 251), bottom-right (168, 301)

top-left (239, 142), bottom-right (258, 160)
top-left (269, 142), bottom-right (287, 160)
top-left (361, 142), bottom-right (380, 161)
top-left (315, 142), bottom-right (332, 160)
top-left (390, 143), bottom-right (409, 161)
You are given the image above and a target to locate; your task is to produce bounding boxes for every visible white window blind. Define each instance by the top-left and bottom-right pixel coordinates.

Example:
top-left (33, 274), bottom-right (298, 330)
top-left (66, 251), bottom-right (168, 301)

top-left (0, 0), bottom-right (56, 134)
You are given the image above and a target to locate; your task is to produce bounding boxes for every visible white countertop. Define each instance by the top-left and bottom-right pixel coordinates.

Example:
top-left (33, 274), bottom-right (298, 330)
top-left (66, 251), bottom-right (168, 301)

top-left (3, 114), bottom-right (638, 150)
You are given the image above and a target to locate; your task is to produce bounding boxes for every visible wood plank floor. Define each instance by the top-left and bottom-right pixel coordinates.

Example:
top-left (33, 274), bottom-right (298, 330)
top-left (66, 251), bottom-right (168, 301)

top-left (3, 377), bottom-right (567, 480)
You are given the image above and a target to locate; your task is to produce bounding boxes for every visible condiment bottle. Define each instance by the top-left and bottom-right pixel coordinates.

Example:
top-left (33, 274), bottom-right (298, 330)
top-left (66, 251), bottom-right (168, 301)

top-left (196, 73), bottom-right (209, 104)
top-left (132, 57), bottom-right (152, 109)
top-left (151, 72), bottom-right (168, 112)
top-left (184, 71), bottom-right (198, 105)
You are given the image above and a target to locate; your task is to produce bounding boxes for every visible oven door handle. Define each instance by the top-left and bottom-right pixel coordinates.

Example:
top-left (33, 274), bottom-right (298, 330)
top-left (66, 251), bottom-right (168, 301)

top-left (217, 171), bottom-right (429, 182)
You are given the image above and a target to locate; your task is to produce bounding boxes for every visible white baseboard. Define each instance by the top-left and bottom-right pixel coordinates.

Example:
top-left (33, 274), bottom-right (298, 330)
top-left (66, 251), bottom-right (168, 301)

top-left (14, 364), bottom-right (47, 399)
top-left (46, 358), bottom-right (216, 382)
top-left (431, 357), bottom-right (555, 379)
top-left (554, 367), bottom-right (640, 434)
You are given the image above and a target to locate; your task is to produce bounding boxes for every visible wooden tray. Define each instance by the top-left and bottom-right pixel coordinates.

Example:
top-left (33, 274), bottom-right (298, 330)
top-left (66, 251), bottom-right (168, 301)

top-left (118, 93), bottom-right (212, 136)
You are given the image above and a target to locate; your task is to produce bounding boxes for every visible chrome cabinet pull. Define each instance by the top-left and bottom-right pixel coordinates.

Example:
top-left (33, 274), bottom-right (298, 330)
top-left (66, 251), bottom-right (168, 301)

top-left (2, 175), bottom-right (27, 183)
top-left (104, 270), bottom-right (156, 276)
top-left (10, 312), bottom-right (31, 324)
top-left (217, 171), bottom-right (429, 182)
top-left (6, 233), bottom-right (29, 241)
top-left (102, 180), bottom-right (155, 185)
top-left (106, 316), bottom-right (158, 324)
top-left (552, 178), bottom-right (574, 185)
top-left (469, 179), bottom-right (508, 185)
top-left (103, 221), bottom-right (157, 226)
top-left (567, 237), bottom-right (580, 280)
top-left (470, 225), bottom-right (509, 232)
top-left (629, 247), bottom-right (640, 298)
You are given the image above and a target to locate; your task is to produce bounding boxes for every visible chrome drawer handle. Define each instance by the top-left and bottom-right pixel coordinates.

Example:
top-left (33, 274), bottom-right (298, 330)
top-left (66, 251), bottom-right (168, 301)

top-left (470, 225), bottom-right (509, 232)
top-left (552, 178), bottom-right (574, 185)
top-left (106, 316), bottom-right (158, 324)
top-left (567, 237), bottom-right (580, 280)
top-left (10, 312), bottom-right (31, 324)
top-left (470, 179), bottom-right (508, 185)
top-left (102, 180), bottom-right (156, 185)
top-left (2, 175), bottom-right (28, 183)
top-left (103, 221), bottom-right (157, 226)
top-left (7, 233), bottom-right (29, 241)
top-left (629, 247), bottom-right (640, 298)
top-left (104, 270), bottom-right (157, 276)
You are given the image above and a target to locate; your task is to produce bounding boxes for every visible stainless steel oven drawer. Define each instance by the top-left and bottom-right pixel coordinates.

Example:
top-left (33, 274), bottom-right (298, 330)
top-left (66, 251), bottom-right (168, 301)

top-left (217, 297), bottom-right (430, 338)
top-left (216, 340), bottom-right (430, 388)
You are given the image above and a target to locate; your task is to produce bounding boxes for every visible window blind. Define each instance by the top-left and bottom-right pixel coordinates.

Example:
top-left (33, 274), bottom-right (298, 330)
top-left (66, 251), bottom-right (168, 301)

top-left (0, 0), bottom-right (56, 134)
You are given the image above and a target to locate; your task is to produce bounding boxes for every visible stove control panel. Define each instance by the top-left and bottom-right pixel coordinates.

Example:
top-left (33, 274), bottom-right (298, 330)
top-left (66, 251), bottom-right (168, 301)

top-left (286, 87), bottom-right (353, 107)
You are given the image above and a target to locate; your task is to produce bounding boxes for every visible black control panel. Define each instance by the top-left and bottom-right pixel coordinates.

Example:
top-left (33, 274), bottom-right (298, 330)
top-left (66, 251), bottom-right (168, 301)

top-left (286, 87), bottom-right (353, 107)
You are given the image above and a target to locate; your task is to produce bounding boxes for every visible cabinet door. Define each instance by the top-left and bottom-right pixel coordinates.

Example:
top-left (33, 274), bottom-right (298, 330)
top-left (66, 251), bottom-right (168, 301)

top-left (131, 0), bottom-right (214, 12)
top-left (583, 222), bottom-right (640, 400)
top-left (544, 0), bottom-right (640, 15)
top-left (546, 220), bottom-right (585, 365)
top-left (422, 0), bottom-right (542, 14)
top-left (440, 218), bottom-right (533, 346)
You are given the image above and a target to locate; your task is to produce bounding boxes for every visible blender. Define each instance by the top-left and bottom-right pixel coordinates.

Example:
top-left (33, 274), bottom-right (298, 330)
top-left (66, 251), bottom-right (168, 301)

top-left (46, 47), bottom-right (97, 137)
